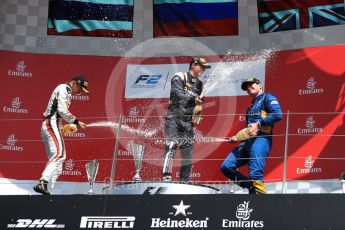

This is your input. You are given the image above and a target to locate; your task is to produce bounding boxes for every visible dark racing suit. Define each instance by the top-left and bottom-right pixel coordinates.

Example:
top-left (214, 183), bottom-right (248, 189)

top-left (40, 83), bottom-right (78, 192)
top-left (221, 93), bottom-right (282, 192)
top-left (162, 72), bottom-right (203, 182)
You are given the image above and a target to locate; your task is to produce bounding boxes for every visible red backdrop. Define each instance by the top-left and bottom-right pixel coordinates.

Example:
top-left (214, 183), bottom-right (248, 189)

top-left (1, 44), bottom-right (344, 185)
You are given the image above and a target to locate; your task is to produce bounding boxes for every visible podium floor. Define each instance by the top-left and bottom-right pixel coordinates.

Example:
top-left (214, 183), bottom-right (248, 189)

top-left (109, 181), bottom-right (221, 194)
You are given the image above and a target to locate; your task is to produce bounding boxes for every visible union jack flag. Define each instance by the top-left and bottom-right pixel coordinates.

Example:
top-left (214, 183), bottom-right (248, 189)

top-left (258, 0), bottom-right (345, 33)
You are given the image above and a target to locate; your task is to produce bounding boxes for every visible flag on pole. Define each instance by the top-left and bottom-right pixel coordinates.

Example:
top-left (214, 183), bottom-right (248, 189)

top-left (48, 0), bottom-right (134, 37)
top-left (258, 0), bottom-right (345, 33)
top-left (153, 0), bottom-right (238, 37)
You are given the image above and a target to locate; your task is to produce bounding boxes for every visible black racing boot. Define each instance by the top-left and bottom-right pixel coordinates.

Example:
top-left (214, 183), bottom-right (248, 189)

top-left (33, 180), bottom-right (51, 195)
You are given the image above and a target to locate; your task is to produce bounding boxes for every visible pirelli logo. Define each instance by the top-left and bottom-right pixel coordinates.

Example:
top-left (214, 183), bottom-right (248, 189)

top-left (80, 216), bottom-right (135, 229)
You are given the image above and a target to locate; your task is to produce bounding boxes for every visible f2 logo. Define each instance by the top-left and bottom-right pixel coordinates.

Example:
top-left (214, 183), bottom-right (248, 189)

top-left (134, 75), bottom-right (162, 84)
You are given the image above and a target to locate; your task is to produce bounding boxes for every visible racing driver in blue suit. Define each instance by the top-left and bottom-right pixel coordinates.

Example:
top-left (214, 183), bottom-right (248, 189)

top-left (221, 78), bottom-right (282, 194)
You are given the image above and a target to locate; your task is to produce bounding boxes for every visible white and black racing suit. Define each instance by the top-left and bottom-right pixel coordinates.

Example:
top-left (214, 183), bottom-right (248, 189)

top-left (40, 83), bottom-right (78, 191)
top-left (162, 72), bottom-right (203, 182)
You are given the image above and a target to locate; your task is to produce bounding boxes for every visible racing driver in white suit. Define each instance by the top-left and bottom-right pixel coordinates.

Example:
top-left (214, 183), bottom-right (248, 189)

top-left (33, 75), bottom-right (89, 195)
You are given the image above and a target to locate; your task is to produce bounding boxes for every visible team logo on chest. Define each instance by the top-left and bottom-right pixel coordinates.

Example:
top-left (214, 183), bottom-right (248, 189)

top-left (184, 86), bottom-right (198, 97)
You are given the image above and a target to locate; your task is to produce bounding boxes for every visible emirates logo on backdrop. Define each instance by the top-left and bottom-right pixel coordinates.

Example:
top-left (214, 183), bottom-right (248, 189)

top-left (304, 155), bottom-right (314, 169)
top-left (126, 141), bottom-right (133, 153)
top-left (297, 155), bottom-right (322, 174)
top-left (16, 61), bottom-right (26, 72)
top-left (3, 97), bottom-right (28, 114)
top-left (62, 159), bottom-right (81, 176)
top-left (72, 94), bottom-right (90, 101)
top-left (129, 107), bottom-right (139, 117)
top-left (11, 97), bottom-right (21, 109)
top-left (118, 139), bottom-right (134, 156)
top-left (63, 130), bottom-right (86, 138)
top-left (7, 134), bottom-right (17, 146)
top-left (299, 77), bottom-right (324, 95)
top-left (121, 107), bottom-right (146, 123)
top-left (0, 134), bottom-right (23, 152)
top-left (297, 116), bottom-right (322, 134)
top-left (176, 166), bottom-right (201, 179)
top-left (305, 116), bottom-right (315, 129)
top-left (306, 77), bottom-right (317, 89)
top-left (8, 60), bottom-right (33, 77)
top-left (65, 159), bottom-right (75, 171)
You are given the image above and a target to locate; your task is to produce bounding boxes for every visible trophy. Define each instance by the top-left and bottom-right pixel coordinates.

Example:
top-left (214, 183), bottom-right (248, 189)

top-left (341, 172), bottom-right (345, 194)
top-left (130, 142), bottom-right (146, 181)
top-left (228, 179), bottom-right (235, 194)
top-left (85, 159), bottom-right (99, 194)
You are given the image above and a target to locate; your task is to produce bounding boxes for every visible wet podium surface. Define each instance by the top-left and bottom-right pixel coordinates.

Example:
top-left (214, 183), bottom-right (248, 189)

top-left (110, 181), bottom-right (221, 195)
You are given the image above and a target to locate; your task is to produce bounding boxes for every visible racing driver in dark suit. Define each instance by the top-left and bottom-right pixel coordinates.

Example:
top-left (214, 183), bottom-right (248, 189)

top-left (162, 57), bottom-right (211, 182)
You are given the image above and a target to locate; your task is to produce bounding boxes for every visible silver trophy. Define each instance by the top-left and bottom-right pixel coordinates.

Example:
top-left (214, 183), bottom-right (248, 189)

top-left (228, 179), bottom-right (235, 194)
top-left (85, 159), bottom-right (99, 194)
top-left (130, 142), bottom-right (146, 181)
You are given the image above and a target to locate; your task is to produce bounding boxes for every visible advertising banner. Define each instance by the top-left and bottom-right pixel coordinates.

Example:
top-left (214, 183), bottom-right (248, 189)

top-left (1, 44), bottom-right (345, 190)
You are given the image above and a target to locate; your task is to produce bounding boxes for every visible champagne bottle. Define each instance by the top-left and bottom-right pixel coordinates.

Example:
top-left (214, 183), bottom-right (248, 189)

top-left (61, 124), bottom-right (78, 135)
top-left (233, 127), bottom-right (250, 141)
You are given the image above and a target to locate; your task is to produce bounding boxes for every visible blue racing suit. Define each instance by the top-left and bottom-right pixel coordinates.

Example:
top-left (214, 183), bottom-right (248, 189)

top-left (221, 93), bottom-right (282, 190)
